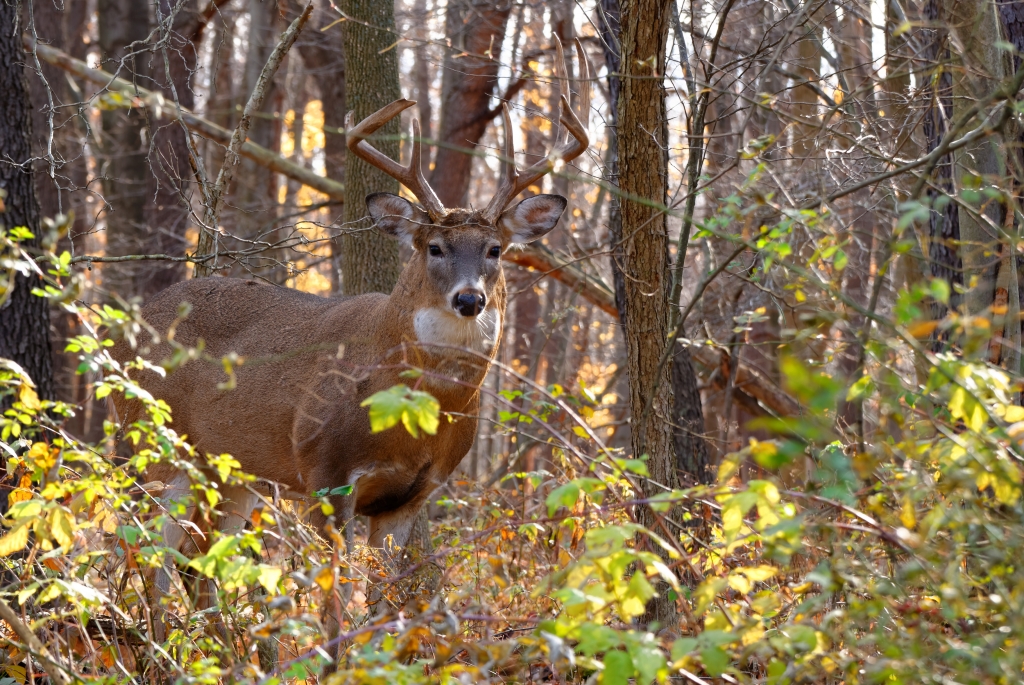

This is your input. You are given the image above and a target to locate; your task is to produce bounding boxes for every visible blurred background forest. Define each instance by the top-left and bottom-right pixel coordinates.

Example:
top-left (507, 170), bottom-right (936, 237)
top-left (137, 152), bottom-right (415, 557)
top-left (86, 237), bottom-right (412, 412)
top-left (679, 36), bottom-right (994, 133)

top-left (4, 0), bottom-right (1024, 682)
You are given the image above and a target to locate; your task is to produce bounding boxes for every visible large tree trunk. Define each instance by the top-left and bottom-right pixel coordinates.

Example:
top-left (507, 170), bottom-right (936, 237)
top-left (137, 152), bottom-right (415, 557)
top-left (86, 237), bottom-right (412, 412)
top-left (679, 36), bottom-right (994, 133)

top-left (429, 0), bottom-right (512, 206)
top-left (923, 0), bottom-right (962, 328)
top-left (339, 0), bottom-right (433, 563)
top-left (338, 0), bottom-right (402, 295)
top-left (0, 0), bottom-right (53, 403)
top-left (293, 0), bottom-right (346, 291)
top-left (617, 0), bottom-right (678, 629)
top-left (603, 0), bottom-right (708, 483)
top-left (144, 0), bottom-right (200, 294)
top-left (833, 0), bottom-right (879, 430)
top-left (232, 0), bottom-right (284, 276)
top-left (26, 0), bottom-right (96, 438)
top-left (97, 0), bottom-right (151, 299)
top-left (950, 0), bottom-right (1018, 372)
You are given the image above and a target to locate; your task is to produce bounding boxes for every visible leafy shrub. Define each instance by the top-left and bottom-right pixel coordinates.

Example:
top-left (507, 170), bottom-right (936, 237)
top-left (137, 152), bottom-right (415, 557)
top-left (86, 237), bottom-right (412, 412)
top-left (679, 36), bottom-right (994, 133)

top-left (3, 219), bottom-right (1024, 685)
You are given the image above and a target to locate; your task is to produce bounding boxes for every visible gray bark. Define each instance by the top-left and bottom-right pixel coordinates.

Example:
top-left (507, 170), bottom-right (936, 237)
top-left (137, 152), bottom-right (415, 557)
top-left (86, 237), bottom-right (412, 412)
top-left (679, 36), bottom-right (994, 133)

top-left (338, 0), bottom-right (402, 295)
top-left (0, 0), bottom-right (53, 403)
top-left (97, 0), bottom-right (151, 299)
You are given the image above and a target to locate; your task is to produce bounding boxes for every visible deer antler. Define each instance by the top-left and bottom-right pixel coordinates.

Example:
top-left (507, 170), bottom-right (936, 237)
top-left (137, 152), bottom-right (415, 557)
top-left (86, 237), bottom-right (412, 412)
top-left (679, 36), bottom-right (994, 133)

top-left (482, 36), bottom-right (591, 225)
top-left (345, 99), bottom-right (447, 221)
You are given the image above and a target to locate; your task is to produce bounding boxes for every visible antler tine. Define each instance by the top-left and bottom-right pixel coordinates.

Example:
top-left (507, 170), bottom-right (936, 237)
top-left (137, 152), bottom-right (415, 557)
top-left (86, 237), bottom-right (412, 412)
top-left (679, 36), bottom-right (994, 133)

top-left (482, 104), bottom-right (520, 224)
top-left (482, 37), bottom-right (591, 221)
top-left (345, 99), bottom-right (447, 221)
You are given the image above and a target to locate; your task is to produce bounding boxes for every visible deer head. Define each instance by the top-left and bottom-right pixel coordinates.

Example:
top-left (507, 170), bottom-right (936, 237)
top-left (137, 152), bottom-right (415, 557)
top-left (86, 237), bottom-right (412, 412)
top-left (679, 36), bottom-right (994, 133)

top-left (344, 36), bottom-right (591, 326)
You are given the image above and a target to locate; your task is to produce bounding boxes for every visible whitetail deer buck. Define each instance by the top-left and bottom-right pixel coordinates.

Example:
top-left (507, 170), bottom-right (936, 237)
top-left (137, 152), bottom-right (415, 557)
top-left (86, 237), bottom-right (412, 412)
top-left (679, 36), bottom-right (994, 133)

top-left (111, 38), bottom-right (589, 605)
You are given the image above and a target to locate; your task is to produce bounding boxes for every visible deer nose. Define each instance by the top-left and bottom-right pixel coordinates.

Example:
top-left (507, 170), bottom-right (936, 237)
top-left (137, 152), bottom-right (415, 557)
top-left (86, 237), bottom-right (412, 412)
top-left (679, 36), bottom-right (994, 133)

top-left (453, 291), bottom-right (486, 317)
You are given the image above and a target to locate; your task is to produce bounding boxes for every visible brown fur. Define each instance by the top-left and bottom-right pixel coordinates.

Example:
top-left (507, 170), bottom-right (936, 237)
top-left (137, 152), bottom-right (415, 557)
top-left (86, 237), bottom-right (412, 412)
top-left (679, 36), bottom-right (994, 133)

top-left (110, 199), bottom-right (563, 549)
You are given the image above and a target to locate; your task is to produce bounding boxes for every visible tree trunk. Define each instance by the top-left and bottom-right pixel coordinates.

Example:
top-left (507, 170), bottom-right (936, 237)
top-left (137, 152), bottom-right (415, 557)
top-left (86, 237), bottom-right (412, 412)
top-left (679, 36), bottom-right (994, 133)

top-left (833, 0), bottom-right (878, 430)
top-left (0, 0), bottom-right (53, 403)
top-left (25, 0), bottom-right (97, 438)
top-left (231, 0), bottom-right (283, 277)
top-left (293, 0), bottom-right (346, 291)
top-left (97, 0), bottom-right (151, 299)
top-left (144, 0), bottom-right (199, 295)
top-left (338, 0), bottom-right (402, 295)
top-left (605, 0), bottom-right (708, 483)
top-left (617, 0), bottom-right (678, 630)
top-left (339, 0), bottom-right (432, 560)
top-left (923, 0), bottom-right (962, 328)
top-left (939, 0), bottom-right (1020, 372)
top-left (411, 0), bottom-right (432, 165)
top-left (429, 0), bottom-right (512, 206)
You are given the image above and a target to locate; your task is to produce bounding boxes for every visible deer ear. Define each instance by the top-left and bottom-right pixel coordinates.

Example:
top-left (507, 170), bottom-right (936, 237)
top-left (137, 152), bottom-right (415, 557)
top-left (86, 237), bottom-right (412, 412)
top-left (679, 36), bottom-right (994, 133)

top-left (498, 194), bottom-right (567, 245)
top-left (367, 193), bottom-right (429, 246)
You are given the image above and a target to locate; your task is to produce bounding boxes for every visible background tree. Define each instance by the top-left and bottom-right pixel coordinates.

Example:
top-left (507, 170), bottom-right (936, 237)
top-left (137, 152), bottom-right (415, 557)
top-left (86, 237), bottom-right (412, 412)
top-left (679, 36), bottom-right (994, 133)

top-left (0, 0), bottom-right (52, 404)
top-left (616, 0), bottom-right (677, 629)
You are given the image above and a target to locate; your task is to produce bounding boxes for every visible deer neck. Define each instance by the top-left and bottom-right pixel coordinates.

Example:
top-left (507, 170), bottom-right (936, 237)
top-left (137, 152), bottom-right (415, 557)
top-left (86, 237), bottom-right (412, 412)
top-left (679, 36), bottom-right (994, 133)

top-left (381, 266), bottom-right (505, 392)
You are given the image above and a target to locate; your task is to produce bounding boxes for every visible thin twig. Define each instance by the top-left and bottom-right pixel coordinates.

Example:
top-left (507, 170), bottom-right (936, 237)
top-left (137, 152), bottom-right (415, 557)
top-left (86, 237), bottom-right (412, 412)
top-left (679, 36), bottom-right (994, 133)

top-left (0, 597), bottom-right (72, 685)
top-left (194, 2), bottom-right (313, 277)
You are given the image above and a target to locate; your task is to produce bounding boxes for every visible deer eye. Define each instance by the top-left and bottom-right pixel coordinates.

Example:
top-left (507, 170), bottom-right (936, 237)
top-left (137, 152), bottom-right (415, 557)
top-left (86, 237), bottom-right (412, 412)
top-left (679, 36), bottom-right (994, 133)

top-left (428, 244), bottom-right (442, 256)
top-left (488, 246), bottom-right (501, 258)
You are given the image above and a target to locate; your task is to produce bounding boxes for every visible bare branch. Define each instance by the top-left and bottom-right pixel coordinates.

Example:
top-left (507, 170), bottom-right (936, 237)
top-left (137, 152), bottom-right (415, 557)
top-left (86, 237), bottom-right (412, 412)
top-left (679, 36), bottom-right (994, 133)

top-left (194, 2), bottom-right (314, 277)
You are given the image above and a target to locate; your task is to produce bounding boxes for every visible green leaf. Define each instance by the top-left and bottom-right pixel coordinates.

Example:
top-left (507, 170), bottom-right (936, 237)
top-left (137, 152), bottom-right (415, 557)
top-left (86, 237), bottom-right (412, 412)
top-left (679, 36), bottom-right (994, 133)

top-left (573, 622), bottom-right (622, 656)
top-left (601, 650), bottom-right (633, 685)
top-left (700, 646), bottom-right (730, 677)
top-left (845, 375), bottom-right (874, 402)
top-left (546, 482), bottom-right (581, 516)
top-left (671, 638), bottom-right (698, 660)
top-left (832, 248), bottom-right (847, 271)
top-left (360, 384), bottom-right (439, 438)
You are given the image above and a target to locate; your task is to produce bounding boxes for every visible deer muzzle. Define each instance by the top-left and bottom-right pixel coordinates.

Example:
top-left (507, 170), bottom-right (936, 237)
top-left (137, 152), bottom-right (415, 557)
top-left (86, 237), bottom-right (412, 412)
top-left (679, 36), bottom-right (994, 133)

top-left (453, 291), bottom-right (486, 317)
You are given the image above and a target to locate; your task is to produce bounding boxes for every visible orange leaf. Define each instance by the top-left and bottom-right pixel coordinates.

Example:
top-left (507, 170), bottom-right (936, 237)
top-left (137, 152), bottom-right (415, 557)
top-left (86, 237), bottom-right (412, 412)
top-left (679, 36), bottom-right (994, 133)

top-left (907, 320), bottom-right (939, 339)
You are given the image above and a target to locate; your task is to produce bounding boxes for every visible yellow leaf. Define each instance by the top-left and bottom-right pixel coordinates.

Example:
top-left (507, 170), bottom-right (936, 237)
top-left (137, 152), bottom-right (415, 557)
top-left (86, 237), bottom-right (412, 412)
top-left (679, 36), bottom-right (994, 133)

top-left (900, 496), bottom-right (916, 529)
top-left (7, 475), bottom-right (33, 508)
top-left (26, 442), bottom-right (57, 471)
top-left (994, 478), bottom-right (1020, 505)
top-left (737, 565), bottom-right (777, 583)
top-left (0, 524), bottom-right (30, 557)
top-left (948, 387), bottom-right (966, 419)
top-left (49, 508), bottom-right (74, 549)
top-left (36, 583), bottom-right (61, 605)
top-left (314, 566), bottom-right (334, 592)
top-left (1005, 405), bottom-right (1024, 423)
top-left (18, 385), bottom-right (40, 411)
top-left (257, 565), bottom-right (282, 593)
top-left (967, 402), bottom-right (986, 433)
top-left (728, 573), bottom-right (752, 594)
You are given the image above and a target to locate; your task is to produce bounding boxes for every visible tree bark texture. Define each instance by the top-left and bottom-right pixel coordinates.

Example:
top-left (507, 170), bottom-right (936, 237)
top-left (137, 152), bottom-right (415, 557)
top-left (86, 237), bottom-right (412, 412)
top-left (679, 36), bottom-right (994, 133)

top-left (338, 0), bottom-right (431, 559)
top-left (923, 0), bottom-right (962, 327)
top-left (947, 0), bottom-right (1009, 317)
top-left (617, 0), bottom-right (678, 629)
top-left (144, 0), bottom-right (200, 294)
top-left (604, 0), bottom-right (708, 484)
top-left (672, 341), bottom-right (709, 483)
top-left (339, 0), bottom-right (402, 295)
top-left (25, 0), bottom-right (96, 437)
top-left (233, 0), bottom-right (283, 260)
top-left (97, 0), bottom-right (151, 300)
top-left (943, 0), bottom-right (1020, 371)
top-left (0, 1), bottom-right (53, 402)
top-left (429, 0), bottom-right (511, 207)
top-left (293, 0), bottom-right (346, 290)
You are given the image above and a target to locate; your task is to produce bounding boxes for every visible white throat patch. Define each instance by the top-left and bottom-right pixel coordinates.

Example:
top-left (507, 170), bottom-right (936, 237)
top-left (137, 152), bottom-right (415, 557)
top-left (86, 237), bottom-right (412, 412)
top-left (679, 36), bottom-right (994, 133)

top-left (413, 307), bottom-right (499, 355)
